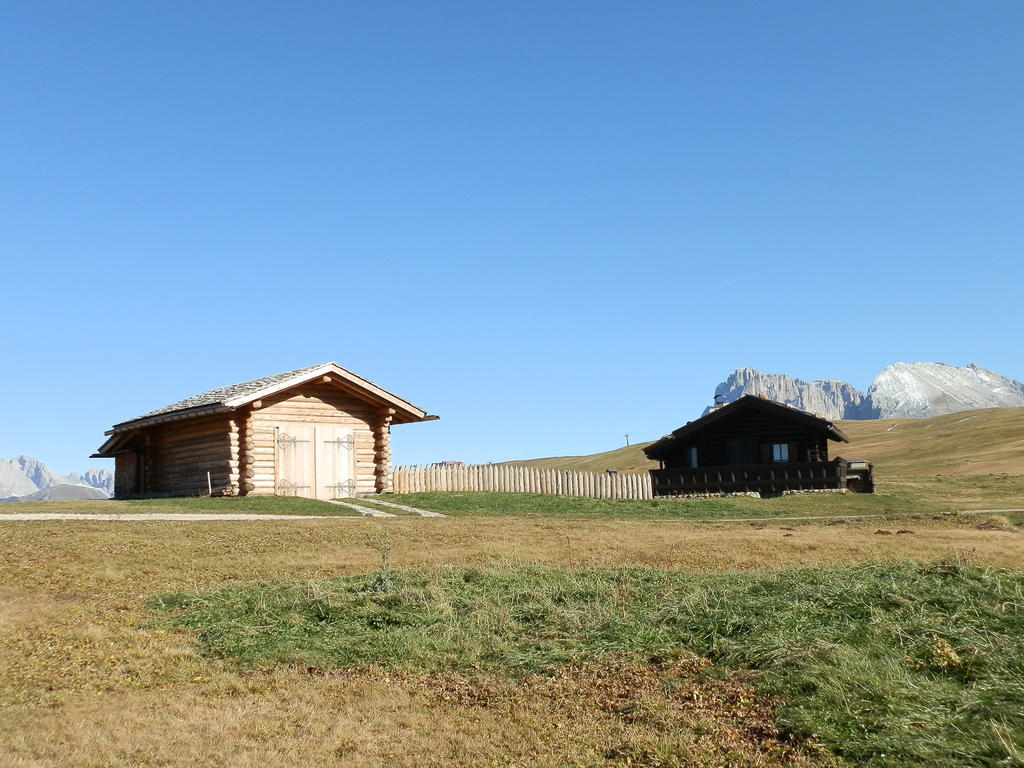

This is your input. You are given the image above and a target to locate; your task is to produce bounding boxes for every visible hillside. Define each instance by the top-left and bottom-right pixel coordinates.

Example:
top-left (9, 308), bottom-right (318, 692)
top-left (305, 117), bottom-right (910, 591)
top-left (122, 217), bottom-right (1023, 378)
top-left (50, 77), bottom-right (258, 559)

top-left (833, 408), bottom-right (1024, 476)
top-left (511, 407), bottom-right (1024, 478)
top-left (2, 484), bottom-right (112, 503)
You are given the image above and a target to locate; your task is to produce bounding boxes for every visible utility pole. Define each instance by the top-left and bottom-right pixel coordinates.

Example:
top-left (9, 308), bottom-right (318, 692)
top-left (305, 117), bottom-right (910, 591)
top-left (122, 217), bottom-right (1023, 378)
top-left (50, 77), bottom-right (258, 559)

top-left (624, 433), bottom-right (630, 446)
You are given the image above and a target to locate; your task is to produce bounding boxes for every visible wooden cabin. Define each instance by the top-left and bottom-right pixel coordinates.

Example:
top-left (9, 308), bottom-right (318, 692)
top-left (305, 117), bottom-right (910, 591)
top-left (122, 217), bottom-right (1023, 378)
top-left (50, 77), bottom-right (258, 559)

top-left (644, 395), bottom-right (874, 496)
top-left (93, 362), bottom-right (436, 499)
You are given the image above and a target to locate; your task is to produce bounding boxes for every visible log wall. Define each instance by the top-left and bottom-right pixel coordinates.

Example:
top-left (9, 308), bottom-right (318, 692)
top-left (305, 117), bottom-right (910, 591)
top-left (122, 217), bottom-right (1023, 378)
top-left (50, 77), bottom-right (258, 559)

top-left (143, 413), bottom-right (237, 496)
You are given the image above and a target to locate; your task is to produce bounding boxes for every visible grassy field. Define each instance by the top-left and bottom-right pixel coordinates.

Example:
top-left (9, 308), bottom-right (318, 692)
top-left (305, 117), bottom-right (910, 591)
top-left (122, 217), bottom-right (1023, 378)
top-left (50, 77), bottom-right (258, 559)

top-left (3, 510), bottom-right (1024, 767)
top-left (376, 488), bottom-right (1024, 522)
top-left (153, 562), bottom-right (1024, 767)
top-left (4, 476), bottom-right (1023, 522)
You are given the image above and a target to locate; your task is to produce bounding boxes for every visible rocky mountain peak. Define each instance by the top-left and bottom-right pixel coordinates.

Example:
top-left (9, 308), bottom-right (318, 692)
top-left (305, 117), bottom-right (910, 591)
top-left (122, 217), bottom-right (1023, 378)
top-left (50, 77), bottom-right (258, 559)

top-left (10, 455), bottom-right (64, 490)
top-left (707, 362), bottom-right (1024, 421)
top-left (866, 362), bottom-right (1024, 418)
top-left (707, 369), bottom-right (874, 420)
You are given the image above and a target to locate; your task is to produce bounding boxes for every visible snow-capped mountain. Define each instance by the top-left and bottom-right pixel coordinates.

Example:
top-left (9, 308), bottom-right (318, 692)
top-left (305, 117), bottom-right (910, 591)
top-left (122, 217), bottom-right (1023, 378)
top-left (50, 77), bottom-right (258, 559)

top-left (0, 456), bottom-right (113, 501)
top-left (8, 455), bottom-right (66, 490)
top-left (0, 460), bottom-right (38, 498)
top-left (867, 362), bottom-right (1024, 418)
top-left (707, 362), bottom-right (1024, 420)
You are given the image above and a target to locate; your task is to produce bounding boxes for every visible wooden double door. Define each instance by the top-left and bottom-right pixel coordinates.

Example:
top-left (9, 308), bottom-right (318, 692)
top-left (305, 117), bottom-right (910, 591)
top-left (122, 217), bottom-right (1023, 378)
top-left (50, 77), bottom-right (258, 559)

top-left (277, 424), bottom-right (356, 499)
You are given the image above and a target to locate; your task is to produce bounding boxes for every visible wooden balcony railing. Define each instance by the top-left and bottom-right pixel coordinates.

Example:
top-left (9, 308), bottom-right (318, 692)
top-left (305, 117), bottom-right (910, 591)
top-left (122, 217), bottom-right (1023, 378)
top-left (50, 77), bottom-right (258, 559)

top-left (650, 460), bottom-right (846, 496)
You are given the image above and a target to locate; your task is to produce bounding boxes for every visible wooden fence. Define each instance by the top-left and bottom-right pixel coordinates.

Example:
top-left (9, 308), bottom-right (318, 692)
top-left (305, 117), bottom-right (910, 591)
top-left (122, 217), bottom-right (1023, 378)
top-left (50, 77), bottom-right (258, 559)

top-left (390, 464), bottom-right (654, 500)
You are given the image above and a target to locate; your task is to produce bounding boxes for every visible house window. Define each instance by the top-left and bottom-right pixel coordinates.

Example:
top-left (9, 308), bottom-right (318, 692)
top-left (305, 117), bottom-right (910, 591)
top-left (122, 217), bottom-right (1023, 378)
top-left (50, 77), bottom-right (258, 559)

top-left (771, 443), bottom-right (790, 462)
top-left (689, 446), bottom-right (698, 468)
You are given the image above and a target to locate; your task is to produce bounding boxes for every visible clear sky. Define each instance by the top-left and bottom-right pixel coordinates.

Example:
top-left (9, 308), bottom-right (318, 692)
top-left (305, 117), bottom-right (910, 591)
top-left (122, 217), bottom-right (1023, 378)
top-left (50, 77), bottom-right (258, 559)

top-left (2, 1), bottom-right (1023, 474)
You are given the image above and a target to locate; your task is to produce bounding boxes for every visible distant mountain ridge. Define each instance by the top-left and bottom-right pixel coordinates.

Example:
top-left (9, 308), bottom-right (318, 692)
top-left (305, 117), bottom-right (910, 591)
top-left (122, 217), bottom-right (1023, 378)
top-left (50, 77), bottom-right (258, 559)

top-left (0, 456), bottom-right (113, 502)
top-left (706, 368), bottom-right (876, 420)
top-left (707, 362), bottom-right (1024, 420)
top-left (3, 484), bottom-right (111, 503)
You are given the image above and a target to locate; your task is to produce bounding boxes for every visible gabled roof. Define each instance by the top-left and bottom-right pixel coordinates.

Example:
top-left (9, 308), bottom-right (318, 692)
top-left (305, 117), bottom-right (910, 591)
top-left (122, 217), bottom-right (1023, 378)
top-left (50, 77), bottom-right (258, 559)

top-left (95, 362), bottom-right (433, 455)
top-left (644, 395), bottom-right (848, 460)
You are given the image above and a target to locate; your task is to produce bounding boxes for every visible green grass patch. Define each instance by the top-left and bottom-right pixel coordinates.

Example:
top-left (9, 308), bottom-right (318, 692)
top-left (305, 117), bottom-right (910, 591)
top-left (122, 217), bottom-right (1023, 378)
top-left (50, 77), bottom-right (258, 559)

top-left (387, 490), bottom-right (927, 520)
top-left (123, 496), bottom-right (356, 515)
top-left (153, 561), bottom-right (1024, 767)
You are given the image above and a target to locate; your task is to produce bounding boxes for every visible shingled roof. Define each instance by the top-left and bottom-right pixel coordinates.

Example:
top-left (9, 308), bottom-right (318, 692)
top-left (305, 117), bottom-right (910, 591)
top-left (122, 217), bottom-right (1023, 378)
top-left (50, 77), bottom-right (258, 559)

top-left (104, 362), bottom-right (430, 436)
top-left (117, 364), bottom-right (325, 427)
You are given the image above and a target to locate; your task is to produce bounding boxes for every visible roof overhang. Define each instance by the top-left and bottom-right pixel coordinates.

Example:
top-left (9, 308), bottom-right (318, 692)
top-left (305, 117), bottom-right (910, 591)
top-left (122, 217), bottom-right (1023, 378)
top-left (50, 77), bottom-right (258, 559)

top-left (105, 403), bottom-right (234, 436)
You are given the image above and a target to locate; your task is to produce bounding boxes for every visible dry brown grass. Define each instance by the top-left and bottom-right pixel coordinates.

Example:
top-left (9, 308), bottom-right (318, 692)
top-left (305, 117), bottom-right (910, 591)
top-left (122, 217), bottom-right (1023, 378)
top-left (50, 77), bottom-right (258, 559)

top-left (2, 515), bottom-right (1021, 767)
top-left (836, 408), bottom-right (1024, 475)
top-left (3, 657), bottom-right (833, 768)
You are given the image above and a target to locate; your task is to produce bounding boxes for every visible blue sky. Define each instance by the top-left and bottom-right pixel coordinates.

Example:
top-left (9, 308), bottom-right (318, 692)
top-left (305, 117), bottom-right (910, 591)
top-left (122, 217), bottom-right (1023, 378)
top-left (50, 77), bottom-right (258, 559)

top-left (2, 1), bottom-right (1023, 473)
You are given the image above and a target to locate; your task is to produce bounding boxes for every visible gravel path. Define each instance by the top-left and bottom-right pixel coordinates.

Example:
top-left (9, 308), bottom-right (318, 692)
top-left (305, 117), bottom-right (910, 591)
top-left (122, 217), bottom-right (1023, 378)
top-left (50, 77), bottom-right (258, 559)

top-left (0, 512), bottom-right (353, 522)
top-left (0, 498), bottom-right (448, 522)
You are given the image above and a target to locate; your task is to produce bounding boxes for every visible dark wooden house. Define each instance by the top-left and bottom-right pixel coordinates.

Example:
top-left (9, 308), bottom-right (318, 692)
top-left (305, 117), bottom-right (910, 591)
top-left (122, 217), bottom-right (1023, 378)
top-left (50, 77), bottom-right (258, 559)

top-left (93, 362), bottom-right (435, 500)
top-left (644, 395), bottom-right (873, 496)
